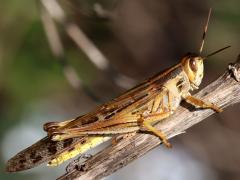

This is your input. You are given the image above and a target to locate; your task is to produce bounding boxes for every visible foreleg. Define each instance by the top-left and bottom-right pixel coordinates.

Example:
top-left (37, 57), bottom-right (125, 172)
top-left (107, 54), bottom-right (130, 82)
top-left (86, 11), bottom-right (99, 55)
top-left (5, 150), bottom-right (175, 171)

top-left (183, 94), bottom-right (222, 112)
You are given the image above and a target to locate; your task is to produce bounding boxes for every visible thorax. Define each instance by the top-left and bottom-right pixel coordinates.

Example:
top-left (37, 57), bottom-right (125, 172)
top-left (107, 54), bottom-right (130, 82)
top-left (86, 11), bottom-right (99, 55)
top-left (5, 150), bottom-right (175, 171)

top-left (160, 70), bottom-right (191, 111)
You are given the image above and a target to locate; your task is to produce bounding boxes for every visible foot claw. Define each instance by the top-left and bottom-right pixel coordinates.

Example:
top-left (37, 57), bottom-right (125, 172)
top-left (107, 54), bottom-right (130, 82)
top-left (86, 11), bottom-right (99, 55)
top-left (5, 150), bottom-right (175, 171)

top-left (211, 103), bottom-right (223, 113)
top-left (163, 140), bottom-right (172, 148)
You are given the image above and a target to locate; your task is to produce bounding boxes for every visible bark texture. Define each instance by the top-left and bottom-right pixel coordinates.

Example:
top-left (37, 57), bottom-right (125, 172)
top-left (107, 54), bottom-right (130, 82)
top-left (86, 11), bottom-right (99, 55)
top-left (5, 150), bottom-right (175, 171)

top-left (58, 56), bottom-right (240, 180)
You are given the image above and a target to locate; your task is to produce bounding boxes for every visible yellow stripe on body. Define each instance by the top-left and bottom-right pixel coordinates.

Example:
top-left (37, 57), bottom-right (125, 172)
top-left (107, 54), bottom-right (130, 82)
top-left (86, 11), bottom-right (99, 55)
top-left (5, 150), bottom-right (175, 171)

top-left (47, 136), bottom-right (111, 166)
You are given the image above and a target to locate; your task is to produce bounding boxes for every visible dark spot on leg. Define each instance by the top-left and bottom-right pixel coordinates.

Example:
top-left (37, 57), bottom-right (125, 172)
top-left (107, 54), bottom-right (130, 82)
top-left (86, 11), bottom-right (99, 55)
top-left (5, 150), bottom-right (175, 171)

top-left (18, 164), bottom-right (25, 169)
top-left (32, 155), bottom-right (43, 163)
top-left (63, 138), bottom-right (73, 148)
top-left (48, 144), bottom-right (57, 155)
top-left (81, 139), bottom-right (86, 144)
top-left (19, 158), bottom-right (26, 164)
top-left (68, 147), bottom-right (75, 152)
top-left (30, 151), bottom-right (37, 159)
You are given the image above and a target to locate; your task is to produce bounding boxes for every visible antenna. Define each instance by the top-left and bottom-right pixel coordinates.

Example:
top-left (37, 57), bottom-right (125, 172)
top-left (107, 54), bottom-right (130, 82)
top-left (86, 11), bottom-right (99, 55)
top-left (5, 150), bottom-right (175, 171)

top-left (199, 8), bottom-right (212, 54)
top-left (203, 45), bottom-right (231, 59)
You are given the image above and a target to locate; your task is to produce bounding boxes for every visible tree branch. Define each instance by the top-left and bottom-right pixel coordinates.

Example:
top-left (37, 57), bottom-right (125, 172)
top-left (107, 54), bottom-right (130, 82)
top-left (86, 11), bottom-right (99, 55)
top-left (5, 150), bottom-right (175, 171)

top-left (58, 56), bottom-right (240, 180)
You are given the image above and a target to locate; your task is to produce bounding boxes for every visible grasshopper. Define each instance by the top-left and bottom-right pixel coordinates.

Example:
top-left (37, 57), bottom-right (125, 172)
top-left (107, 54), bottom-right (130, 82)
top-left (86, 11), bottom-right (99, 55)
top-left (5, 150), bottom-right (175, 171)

top-left (6, 8), bottom-right (230, 172)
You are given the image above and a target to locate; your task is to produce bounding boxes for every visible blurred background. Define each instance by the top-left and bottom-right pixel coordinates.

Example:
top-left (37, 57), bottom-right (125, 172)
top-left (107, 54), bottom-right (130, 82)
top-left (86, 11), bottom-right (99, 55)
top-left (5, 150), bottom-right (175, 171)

top-left (1, 0), bottom-right (240, 179)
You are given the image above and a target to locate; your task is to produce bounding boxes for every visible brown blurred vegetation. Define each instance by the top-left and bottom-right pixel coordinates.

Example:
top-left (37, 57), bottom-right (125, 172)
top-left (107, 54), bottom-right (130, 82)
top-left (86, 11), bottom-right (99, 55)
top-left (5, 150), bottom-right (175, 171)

top-left (0, 0), bottom-right (240, 180)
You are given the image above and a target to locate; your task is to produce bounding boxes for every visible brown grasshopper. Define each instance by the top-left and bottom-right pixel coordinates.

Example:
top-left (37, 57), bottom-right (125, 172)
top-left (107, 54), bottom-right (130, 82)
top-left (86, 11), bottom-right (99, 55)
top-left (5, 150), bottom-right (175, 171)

top-left (6, 8), bottom-right (230, 172)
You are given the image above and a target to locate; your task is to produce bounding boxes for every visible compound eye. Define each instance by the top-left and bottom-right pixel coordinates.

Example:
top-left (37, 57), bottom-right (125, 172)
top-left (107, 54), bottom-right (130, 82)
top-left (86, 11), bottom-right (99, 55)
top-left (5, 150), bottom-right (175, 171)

top-left (189, 58), bottom-right (198, 72)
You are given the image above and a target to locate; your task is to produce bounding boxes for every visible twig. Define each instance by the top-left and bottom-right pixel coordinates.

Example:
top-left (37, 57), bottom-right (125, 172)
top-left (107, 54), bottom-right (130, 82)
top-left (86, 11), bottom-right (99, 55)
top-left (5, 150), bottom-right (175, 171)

top-left (93, 3), bottom-right (115, 20)
top-left (39, 2), bottom-right (101, 102)
top-left (40, 0), bottom-right (136, 89)
top-left (40, 4), bottom-right (81, 88)
top-left (57, 56), bottom-right (240, 180)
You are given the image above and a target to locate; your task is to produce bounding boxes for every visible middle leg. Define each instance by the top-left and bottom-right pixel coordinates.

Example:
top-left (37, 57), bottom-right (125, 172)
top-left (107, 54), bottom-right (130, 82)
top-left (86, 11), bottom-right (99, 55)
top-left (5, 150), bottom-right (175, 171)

top-left (140, 111), bottom-right (172, 148)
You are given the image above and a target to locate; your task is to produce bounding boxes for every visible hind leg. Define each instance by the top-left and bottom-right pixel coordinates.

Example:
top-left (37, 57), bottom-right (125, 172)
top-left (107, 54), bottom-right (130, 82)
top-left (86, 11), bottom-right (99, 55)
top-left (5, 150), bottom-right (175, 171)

top-left (140, 111), bottom-right (172, 148)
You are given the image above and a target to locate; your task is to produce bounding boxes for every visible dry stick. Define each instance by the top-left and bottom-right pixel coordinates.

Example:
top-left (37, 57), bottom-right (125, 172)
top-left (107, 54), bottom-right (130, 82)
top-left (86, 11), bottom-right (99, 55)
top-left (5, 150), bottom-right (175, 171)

top-left (58, 56), bottom-right (240, 180)
top-left (39, 2), bottom-right (102, 102)
top-left (41, 0), bottom-right (109, 70)
top-left (40, 5), bottom-right (81, 89)
top-left (41, 0), bottom-right (136, 89)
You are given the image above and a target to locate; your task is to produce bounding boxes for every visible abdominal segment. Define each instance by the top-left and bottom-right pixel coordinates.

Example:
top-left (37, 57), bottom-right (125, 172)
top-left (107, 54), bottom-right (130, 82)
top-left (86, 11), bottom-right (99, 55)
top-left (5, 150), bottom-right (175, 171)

top-left (48, 136), bottom-right (111, 166)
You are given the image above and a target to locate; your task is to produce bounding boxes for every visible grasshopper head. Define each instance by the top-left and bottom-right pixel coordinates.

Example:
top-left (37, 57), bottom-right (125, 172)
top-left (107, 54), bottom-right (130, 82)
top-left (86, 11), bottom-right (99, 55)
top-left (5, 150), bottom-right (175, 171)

top-left (181, 53), bottom-right (204, 90)
top-left (180, 8), bottom-right (230, 90)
